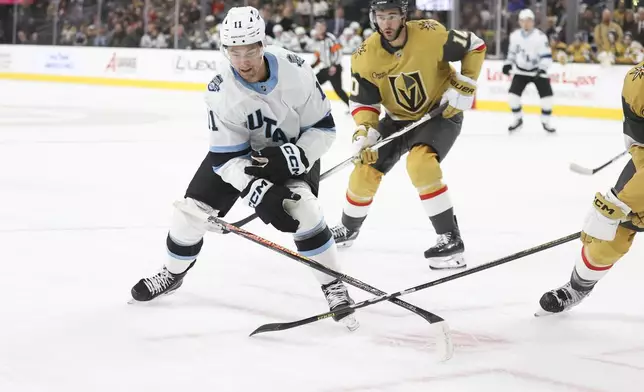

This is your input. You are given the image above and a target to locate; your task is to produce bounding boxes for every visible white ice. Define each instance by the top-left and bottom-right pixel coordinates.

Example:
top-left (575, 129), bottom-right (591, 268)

top-left (0, 80), bottom-right (642, 392)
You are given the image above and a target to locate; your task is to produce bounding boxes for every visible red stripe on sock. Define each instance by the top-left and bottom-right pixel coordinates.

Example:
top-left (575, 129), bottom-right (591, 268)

top-left (351, 106), bottom-right (380, 116)
top-left (346, 193), bottom-right (372, 207)
top-left (420, 186), bottom-right (448, 201)
top-left (581, 247), bottom-right (613, 271)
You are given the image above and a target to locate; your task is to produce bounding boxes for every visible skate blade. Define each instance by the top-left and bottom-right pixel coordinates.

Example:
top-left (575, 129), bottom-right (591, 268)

top-left (534, 308), bottom-right (559, 317)
top-left (339, 314), bottom-right (360, 332)
top-left (336, 240), bottom-right (355, 249)
top-left (428, 254), bottom-right (466, 270)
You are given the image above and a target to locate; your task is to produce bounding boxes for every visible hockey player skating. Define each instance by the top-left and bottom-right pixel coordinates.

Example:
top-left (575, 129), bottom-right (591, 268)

top-left (330, 0), bottom-right (486, 270)
top-left (130, 6), bottom-right (359, 331)
top-left (503, 9), bottom-right (556, 133)
top-left (537, 62), bottom-right (644, 315)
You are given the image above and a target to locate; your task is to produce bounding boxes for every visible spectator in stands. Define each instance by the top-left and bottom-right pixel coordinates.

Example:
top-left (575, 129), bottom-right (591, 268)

top-left (279, 3), bottom-right (295, 32)
top-left (260, 4), bottom-right (276, 38)
top-left (567, 32), bottom-right (594, 63)
top-left (296, 0), bottom-right (312, 27)
top-left (171, 24), bottom-right (190, 49)
top-left (623, 31), bottom-right (644, 63)
top-left (328, 6), bottom-right (346, 38)
top-left (140, 23), bottom-right (167, 49)
top-left (623, 9), bottom-right (637, 37)
top-left (579, 7), bottom-right (596, 40)
top-left (594, 9), bottom-right (623, 52)
top-left (614, 1), bottom-right (627, 26)
top-left (635, 7), bottom-right (644, 45)
top-left (313, 0), bottom-right (329, 19)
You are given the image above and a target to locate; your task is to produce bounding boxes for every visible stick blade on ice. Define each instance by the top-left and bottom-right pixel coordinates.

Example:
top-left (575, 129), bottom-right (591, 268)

top-left (569, 162), bottom-right (594, 175)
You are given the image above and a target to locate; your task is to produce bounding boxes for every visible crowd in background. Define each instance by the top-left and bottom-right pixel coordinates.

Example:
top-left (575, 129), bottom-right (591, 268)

top-left (0, 0), bottom-right (643, 64)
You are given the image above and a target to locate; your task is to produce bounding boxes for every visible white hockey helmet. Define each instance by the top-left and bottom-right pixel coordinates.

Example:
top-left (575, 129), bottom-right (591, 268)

top-left (342, 27), bottom-right (353, 36)
top-left (350, 21), bottom-right (360, 32)
top-left (518, 9), bottom-right (535, 21)
top-left (220, 6), bottom-right (265, 47)
top-left (363, 28), bottom-right (374, 38)
top-left (273, 24), bottom-right (284, 34)
top-left (295, 26), bottom-right (306, 36)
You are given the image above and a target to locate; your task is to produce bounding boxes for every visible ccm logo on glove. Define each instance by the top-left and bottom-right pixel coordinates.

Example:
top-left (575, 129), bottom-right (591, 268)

top-left (245, 143), bottom-right (309, 184)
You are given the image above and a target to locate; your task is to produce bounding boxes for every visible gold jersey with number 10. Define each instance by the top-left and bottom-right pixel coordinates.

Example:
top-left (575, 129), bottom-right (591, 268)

top-left (349, 19), bottom-right (487, 130)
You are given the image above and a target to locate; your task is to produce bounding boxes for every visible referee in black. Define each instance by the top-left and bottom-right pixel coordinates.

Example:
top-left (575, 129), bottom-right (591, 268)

top-left (312, 19), bottom-right (350, 109)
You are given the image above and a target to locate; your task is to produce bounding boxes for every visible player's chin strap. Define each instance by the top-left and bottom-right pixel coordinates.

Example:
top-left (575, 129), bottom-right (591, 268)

top-left (227, 102), bottom-right (449, 231)
top-left (173, 199), bottom-right (454, 362)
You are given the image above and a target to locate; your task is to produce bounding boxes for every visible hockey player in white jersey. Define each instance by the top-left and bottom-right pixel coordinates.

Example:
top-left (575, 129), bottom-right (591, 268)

top-left (503, 9), bottom-right (556, 133)
top-left (130, 6), bottom-right (359, 331)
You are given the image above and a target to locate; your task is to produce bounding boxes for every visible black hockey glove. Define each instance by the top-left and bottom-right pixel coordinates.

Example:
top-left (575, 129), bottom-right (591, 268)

top-left (502, 64), bottom-right (512, 76)
top-left (241, 178), bottom-right (301, 233)
top-left (244, 143), bottom-right (309, 184)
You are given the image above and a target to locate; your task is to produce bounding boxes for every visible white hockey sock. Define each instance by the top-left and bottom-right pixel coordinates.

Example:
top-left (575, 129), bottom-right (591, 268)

top-left (574, 246), bottom-right (612, 282)
top-left (344, 191), bottom-right (372, 220)
top-left (540, 96), bottom-right (553, 125)
top-left (509, 93), bottom-right (522, 121)
top-left (419, 185), bottom-right (453, 218)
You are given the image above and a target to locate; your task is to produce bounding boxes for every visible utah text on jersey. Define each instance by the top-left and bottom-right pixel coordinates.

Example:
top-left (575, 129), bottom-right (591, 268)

top-left (204, 46), bottom-right (337, 192)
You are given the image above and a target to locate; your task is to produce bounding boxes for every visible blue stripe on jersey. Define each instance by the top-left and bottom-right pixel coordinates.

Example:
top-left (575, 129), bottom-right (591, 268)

top-left (540, 54), bottom-right (552, 58)
top-left (301, 112), bottom-right (336, 133)
top-left (298, 237), bottom-right (334, 257)
top-left (212, 151), bottom-right (252, 173)
top-left (209, 141), bottom-right (251, 153)
top-left (231, 53), bottom-right (279, 95)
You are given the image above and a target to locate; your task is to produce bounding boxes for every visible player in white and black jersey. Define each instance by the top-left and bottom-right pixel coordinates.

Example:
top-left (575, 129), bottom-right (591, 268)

top-left (503, 9), bottom-right (556, 133)
top-left (130, 6), bottom-right (359, 332)
top-left (311, 20), bottom-right (350, 109)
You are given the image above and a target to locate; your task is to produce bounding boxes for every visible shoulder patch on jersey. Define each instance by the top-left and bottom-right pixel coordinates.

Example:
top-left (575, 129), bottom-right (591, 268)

top-left (354, 41), bottom-right (367, 57)
top-left (208, 75), bottom-right (224, 92)
top-left (286, 53), bottom-right (305, 67)
top-left (418, 19), bottom-right (439, 30)
top-left (629, 64), bottom-right (644, 81)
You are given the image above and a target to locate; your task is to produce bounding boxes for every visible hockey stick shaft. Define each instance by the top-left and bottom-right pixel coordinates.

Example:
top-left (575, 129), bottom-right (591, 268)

top-left (570, 150), bottom-right (628, 175)
top-left (174, 201), bottom-right (446, 326)
top-left (251, 231), bottom-right (581, 335)
top-left (228, 103), bottom-right (448, 229)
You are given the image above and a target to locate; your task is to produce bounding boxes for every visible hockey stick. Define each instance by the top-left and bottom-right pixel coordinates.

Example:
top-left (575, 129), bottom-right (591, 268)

top-left (251, 231), bottom-right (582, 336)
top-left (173, 200), bottom-right (453, 361)
top-left (226, 103), bottom-right (449, 231)
top-left (569, 150), bottom-right (628, 176)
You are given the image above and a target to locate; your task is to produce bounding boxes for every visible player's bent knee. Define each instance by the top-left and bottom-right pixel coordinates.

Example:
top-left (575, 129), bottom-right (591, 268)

top-left (167, 198), bottom-right (215, 259)
top-left (585, 226), bottom-right (635, 266)
top-left (283, 181), bottom-right (334, 256)
top-left (406, 145), bottom-right (443, 190)
top-left (348, 163), bottom-right (383, 200)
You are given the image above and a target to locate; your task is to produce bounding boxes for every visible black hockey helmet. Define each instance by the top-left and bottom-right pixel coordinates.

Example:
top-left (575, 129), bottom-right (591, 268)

top-left (369, 0), bottom-right (408, 41)
top-left (370, 0), bottom-right (408, 14)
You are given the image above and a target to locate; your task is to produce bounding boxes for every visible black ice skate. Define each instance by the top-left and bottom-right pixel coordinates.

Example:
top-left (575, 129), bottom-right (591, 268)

top-left (542, 122), bottom-right (556, 133)
top-left (508, 118), bottom-right (523, 132)
top-left (330, 223), bottom-right (360, 248)
top-left (425, 229), bottom-right (466, 270)
top-left (130, 261), bottom-right (196, 302)
top-left (535, 282), bottom-right (592, 316)
top-left (321, 279), bottom-right (360, 331)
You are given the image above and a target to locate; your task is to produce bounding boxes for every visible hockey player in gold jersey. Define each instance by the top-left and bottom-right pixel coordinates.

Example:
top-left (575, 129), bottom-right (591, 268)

top-left (538, 62), bottom-right (644, 314)
top-left (329, 0), bottom-right (486, 269)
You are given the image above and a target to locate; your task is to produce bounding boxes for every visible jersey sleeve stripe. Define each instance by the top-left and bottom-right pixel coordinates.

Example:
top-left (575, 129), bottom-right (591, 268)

top-left (209, 141), bottom-right (251, 153)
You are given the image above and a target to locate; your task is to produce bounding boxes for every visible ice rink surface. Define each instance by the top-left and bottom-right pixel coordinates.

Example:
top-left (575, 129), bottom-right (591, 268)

top-left (1, 80), bottom-right (642, 392)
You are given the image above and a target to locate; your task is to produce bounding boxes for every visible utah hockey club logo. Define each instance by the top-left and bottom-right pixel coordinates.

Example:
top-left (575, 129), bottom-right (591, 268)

top-left (388, 71), bottom-right (427, 113)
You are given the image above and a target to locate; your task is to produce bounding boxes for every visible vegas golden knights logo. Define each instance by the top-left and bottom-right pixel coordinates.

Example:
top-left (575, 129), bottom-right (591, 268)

top-left (387, 71), bottom-right (427, 113)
